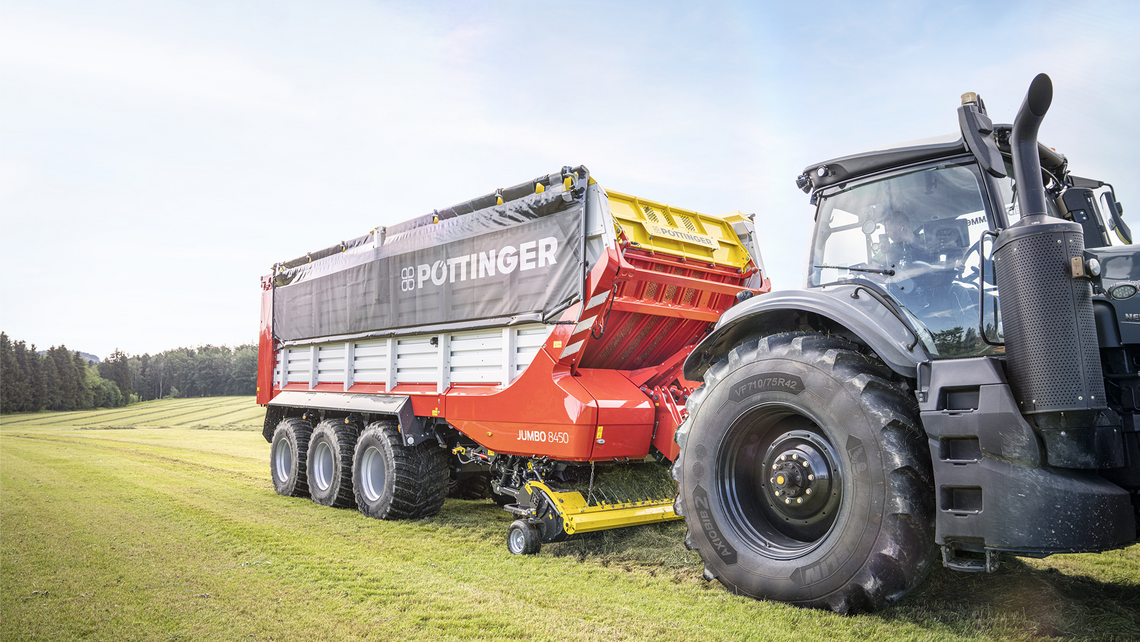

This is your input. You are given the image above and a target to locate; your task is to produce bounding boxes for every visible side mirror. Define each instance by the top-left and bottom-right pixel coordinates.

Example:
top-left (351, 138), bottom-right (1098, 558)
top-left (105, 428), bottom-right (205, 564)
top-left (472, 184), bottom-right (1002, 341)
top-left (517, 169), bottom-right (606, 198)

top-left (1103, 190), bottom-right (1132, 245)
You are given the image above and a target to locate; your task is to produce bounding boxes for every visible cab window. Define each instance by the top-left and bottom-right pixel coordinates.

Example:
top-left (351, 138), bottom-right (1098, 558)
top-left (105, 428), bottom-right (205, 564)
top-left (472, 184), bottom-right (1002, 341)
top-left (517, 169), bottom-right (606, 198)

top-left (810, 160), bottom-right (1002, 359)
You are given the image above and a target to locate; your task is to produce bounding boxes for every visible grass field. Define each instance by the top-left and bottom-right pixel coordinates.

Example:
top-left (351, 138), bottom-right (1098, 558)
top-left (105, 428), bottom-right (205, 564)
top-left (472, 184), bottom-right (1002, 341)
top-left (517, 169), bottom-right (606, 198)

top-left (2, 397), bottom-right (1138, 641)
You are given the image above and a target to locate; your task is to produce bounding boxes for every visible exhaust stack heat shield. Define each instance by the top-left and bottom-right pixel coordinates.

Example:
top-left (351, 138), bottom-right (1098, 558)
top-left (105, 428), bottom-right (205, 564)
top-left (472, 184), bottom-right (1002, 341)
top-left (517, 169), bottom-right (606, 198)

top-left (993, 217), bottom-right (1105, 416)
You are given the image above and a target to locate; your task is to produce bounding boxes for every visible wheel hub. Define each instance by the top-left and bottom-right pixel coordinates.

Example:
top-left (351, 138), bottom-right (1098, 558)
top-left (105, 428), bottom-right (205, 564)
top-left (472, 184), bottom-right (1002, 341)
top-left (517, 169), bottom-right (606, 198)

top-left (720, 411), bottom-right (846, 556)
top-left (274, 440), bottom-right (292, 481)
top-left (771, 460), bottom-right (804, 496)
top-left (313, 441), bottom-right (333, 491)
top-left (757, 429), bottom-right (841, 534)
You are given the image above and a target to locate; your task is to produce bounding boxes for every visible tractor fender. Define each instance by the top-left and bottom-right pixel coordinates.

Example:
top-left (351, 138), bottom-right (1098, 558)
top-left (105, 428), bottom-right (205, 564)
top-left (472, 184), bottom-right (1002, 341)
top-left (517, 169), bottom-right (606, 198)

top-left (684, 284), bottom-right (930, 381)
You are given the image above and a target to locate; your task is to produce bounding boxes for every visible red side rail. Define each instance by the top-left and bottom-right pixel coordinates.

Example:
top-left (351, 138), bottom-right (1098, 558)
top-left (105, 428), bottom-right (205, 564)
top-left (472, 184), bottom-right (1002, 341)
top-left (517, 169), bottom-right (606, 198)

top-left (256, 274), bottom-right (277, 405)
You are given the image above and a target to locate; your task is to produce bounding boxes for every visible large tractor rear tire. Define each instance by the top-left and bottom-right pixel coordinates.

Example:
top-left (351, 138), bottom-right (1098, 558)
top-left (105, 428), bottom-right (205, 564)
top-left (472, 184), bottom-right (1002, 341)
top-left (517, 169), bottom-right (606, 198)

top-left (353, 420), bottom-right (448, 520)
top-left (271, 417), bottom-right (313, 497)
top-left (673, 332), bottom-right (935, 613)
top-left (308, 419), bottom-right (359, 508)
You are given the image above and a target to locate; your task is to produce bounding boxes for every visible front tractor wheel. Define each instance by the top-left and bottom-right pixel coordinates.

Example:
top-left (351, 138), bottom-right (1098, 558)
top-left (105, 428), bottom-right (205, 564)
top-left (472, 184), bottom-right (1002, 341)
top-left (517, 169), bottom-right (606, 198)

top-left (673, 332), bottom-right (935, 613)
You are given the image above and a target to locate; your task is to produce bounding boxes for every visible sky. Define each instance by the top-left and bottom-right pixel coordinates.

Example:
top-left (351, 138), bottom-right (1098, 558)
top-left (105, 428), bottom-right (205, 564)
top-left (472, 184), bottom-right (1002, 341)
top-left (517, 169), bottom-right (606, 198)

top-left (1, 0), bottom-right (1138, 360)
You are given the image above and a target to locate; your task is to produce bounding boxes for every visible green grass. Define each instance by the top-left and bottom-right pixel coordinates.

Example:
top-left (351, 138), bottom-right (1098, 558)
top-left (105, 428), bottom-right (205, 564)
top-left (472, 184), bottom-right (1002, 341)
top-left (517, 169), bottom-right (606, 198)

top-left (0, 396), bottom-right (265, 431)
top-left (2, 398), bottom-right (1138, 641)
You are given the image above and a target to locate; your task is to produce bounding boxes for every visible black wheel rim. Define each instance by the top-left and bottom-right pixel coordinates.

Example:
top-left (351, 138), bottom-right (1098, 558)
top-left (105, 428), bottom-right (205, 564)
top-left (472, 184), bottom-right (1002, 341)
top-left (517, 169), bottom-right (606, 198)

top-left (717, 404), bottom-right (843, 559)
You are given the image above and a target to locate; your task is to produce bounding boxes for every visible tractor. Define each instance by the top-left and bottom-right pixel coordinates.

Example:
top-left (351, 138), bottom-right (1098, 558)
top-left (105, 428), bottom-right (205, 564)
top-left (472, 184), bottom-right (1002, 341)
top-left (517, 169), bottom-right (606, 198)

top-left (673, 73), bottom-right (1139, 613)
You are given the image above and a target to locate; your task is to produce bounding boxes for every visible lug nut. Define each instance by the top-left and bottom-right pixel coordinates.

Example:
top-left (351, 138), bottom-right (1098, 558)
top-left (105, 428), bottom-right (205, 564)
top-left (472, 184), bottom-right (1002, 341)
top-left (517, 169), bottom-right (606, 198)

top-left (808, 474), bottom-right (814, 481)
top-left (784, 498), bottom-right (791, 504)
top-left (805, 488), bottom-right (812, 495)
top-left (797, 498), bottom-right (803, 504)
top-left (770, 477), bottom-right (775, 484)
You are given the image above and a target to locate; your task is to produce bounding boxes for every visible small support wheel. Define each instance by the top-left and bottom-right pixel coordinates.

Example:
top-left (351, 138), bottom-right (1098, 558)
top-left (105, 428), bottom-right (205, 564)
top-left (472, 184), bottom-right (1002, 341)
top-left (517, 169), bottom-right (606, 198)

top-left (507, 520), bottom-right (541, 555)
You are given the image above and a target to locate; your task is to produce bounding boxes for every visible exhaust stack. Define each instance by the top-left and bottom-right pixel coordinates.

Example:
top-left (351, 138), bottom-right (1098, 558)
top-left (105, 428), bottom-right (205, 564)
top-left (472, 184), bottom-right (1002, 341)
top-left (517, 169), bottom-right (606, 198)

top-left (1009, 73), bottom-right (1053, 219)
top-left (992, 74), bottom-right (1115, 468)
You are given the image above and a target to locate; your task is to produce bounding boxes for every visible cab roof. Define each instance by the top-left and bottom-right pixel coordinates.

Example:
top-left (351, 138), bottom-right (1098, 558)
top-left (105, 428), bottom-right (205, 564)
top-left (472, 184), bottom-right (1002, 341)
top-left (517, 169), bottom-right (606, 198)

top-left (799, 125), bottom-right (1068, 194)
top-left (800, 134), bottom-right (967, 193)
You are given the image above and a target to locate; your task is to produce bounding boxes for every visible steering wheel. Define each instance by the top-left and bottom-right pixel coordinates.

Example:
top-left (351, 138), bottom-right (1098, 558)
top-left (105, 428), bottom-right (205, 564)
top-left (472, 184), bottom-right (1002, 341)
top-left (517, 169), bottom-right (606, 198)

top-left (954, 238), bottom-right (988, 288)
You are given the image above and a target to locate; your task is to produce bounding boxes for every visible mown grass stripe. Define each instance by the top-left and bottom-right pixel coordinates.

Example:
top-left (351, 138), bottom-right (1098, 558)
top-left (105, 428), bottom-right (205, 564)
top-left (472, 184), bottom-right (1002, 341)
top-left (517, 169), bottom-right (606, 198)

top-left (4, 432), bottom-right (904, 641)
top-left (3, 433), bottom-right (267, 485)
top-left (77, 398), bottom-right (252, 427)
top-left (2, 396), bottom-right (219, 422)
top-left (0, 397), bottom-right (251, 428)
top-left (1, 439), bottom-right (329, 640)
top-left (167, 406), bottom-right (265, 427)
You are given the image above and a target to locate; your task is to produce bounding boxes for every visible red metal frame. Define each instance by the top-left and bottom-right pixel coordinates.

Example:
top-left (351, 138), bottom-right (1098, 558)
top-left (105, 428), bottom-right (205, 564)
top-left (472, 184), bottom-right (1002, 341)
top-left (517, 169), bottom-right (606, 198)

top-left (256, 276), bottom-right (276, 406)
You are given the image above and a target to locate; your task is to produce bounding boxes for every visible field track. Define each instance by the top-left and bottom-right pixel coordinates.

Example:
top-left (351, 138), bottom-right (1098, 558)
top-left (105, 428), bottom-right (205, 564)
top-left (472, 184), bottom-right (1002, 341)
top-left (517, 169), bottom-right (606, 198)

top-left (2, 397), bottom-right (1138, 641)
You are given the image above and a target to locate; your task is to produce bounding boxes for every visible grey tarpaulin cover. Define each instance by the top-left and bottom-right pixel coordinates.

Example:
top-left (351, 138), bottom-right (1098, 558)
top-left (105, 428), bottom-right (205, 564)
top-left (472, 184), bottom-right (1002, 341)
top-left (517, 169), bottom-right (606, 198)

top-left (272, 187), bottom-right (585, 342)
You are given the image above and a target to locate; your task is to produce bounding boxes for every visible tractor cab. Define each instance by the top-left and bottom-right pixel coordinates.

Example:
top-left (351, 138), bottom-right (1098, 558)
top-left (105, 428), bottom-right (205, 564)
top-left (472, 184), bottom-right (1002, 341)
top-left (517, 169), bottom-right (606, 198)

top-left (803, 120), bottom-right (1130, 362)
top-left (807, 156), bottom-right (1007, 358)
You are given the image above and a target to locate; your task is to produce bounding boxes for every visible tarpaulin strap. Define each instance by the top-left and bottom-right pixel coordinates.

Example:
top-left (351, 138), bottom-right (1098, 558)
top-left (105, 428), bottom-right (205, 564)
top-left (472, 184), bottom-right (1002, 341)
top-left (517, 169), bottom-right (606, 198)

top-left (591, 285), bottom-right (619, 340)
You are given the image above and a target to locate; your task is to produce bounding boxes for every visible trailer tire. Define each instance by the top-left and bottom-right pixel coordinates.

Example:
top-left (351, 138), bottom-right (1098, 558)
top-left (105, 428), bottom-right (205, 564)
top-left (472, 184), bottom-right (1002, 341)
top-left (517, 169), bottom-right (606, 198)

top-left (507, 520), bottom-right (541, 555)
top-left (353, 420), bottom-right (448, 520)
top-left (673, 332), bottom-right (935, 614)
top-left (271, 417), bottom-right (313, 497)
top-left (308, 419), bottom-right (359, 508)
top-left (448, 472), bottom-right (492, 500)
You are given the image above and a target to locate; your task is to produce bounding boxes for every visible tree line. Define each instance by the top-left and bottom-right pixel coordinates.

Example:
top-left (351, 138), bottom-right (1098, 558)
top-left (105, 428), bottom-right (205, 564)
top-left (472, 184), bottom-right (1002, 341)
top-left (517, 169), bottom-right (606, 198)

top-left (0, 331), bottom-right (257, 413)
